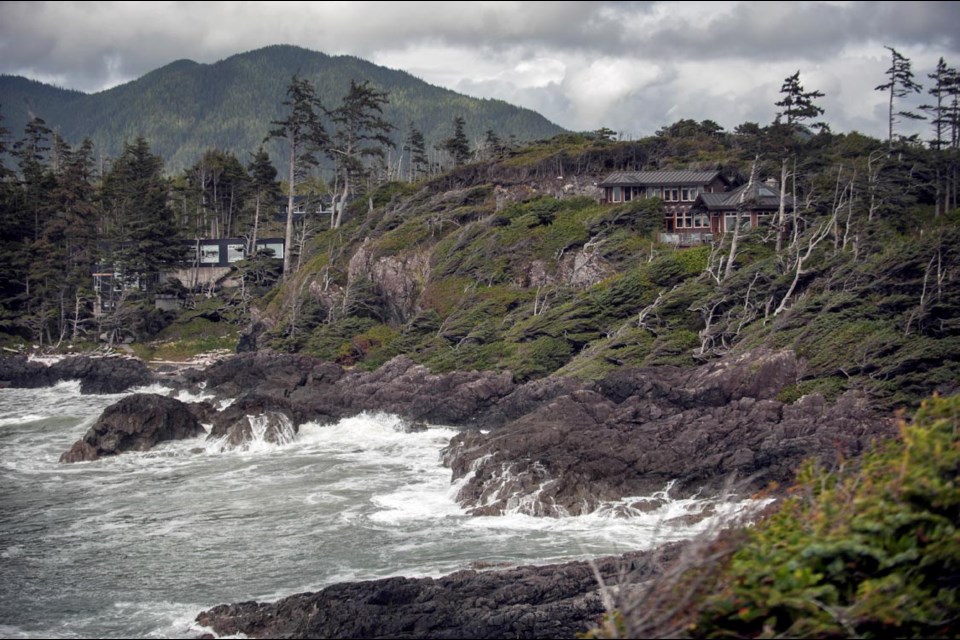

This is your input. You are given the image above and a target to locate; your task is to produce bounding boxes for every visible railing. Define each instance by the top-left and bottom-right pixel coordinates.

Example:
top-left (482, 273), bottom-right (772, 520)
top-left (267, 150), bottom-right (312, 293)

top-left (659, 231), bottom-right (714, 246)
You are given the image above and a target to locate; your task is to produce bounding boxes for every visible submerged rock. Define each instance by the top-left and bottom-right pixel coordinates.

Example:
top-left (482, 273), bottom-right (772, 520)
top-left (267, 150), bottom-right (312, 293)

top-left (59, 393), bottom-right (204, 463)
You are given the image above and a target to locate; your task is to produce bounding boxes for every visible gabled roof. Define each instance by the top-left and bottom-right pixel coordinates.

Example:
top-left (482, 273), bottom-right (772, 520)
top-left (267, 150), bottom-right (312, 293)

top-left (600, 170), bottom-right (723, 187)
top-left (694, 181), bottom-right (791, 211)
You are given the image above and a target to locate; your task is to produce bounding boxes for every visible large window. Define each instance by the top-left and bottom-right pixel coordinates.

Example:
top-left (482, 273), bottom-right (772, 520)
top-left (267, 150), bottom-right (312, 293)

top-left (200, 245), bottom-right (220, 264)
top-left (257, 242), bottom-right (284, 259)
top-left (227, 243), bottom-right (245, 263)
top-left (725, 213), bottom-right (752, 232)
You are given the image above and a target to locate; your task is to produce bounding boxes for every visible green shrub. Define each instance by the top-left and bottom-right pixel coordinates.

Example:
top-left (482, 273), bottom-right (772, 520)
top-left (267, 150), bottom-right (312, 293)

top-left (692, 394), bottom-right (960, 638)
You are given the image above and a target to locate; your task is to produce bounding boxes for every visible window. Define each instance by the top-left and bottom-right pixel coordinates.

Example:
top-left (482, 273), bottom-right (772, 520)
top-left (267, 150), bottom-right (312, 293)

top-left (623, 187), bottom-right (632, 202)
top-left (227, 244), bottom-right (245, 263)
top-left (693, 212), bottom-right (710, 228)
top-left (664, 188), bottom-right (679, 201)
top-left (200, 245), bottom-right (220, 264)
top-left (725, 213), bottom-right (752, 232)
top-left (257, 242), bottom-right (284, 259)
top-left (611, 186), bottom-right (622, 202)
top-left (681, 187), bottom-right (698, 202)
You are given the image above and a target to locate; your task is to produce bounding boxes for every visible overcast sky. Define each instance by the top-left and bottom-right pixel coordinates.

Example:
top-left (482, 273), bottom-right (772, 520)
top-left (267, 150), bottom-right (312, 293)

top-left (2, 1), bottom-right (959, 140)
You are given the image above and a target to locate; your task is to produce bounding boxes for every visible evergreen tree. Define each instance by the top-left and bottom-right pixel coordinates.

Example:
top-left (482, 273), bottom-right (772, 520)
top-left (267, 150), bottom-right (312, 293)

top-left (101, 137), bottom-right (182, 288)
top-left (483, 129), bottom-right (504, 160)
top-left (775, 71), bottom-right (827, 131)
top-left (327, 80), bottom-right (394, 228)
top-left (267, 75), bottom-right (328, 276)
top-left (12, 117), bottom-right (54, 242)
top-left (876, 46), bottom-right (925, 145)
top-left (30, 137), bottom-right (99, 343)
top-left (920, 58), bottom-right (956, 150)
top-left (405, 124), bottom-right (428, 181)
top-left (444, 115), bottom-right (471, 167)
top-left (247, 146), bottom-right (279, 254)
top-left (186, 149), bottom-right (248, 239)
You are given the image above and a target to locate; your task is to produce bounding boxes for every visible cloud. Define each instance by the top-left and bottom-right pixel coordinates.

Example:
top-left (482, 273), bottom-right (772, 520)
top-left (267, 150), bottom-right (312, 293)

top-left (1, 1), bottom-right (957, 138)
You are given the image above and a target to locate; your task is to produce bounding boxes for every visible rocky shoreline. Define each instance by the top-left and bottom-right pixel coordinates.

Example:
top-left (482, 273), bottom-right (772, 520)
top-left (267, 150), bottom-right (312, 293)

top-left (2, 349), bottom-right (898, 637)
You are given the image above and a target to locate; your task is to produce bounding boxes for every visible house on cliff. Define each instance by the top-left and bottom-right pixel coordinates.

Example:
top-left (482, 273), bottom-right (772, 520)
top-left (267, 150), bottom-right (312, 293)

top-left (599, 170), bottom-right (792, 245)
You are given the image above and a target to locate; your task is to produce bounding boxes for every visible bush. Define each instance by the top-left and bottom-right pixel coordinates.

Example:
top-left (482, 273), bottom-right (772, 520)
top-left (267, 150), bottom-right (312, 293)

top-left (692, 394), bottom-right (960, 638)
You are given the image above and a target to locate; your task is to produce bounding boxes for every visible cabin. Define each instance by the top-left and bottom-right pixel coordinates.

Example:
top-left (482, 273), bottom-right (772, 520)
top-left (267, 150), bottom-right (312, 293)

top-left (93, 237), bottom-right (285, 313)
top-left (165, 237), bottom-right (285, 288)
top-left (687, 179), bottom-right (791, 239)
top-left (599, 170), bottom-right (791, 246)
top-left (599, 170), bottom-right (731, 244)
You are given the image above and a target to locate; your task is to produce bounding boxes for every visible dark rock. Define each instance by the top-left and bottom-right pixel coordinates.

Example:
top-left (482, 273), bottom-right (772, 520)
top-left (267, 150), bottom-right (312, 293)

top-left (59, 394), bottom-right (204, 463)
top-left (51, 356), bottom-right (153, 394)
top-left (332, 356), bottom-right (516, 425)
top-left (0, 355), bottom-right (153, 394)
top-left (197, 353), bottom-right (343, 399)
top-left (196, 546), bottom-right (682, 639)
top-left (442, 349), bottom-right (894, 516)
top-left (185, 401), bottom-right (218, 425)
top-left (207, 395), bottom-right (303, 448)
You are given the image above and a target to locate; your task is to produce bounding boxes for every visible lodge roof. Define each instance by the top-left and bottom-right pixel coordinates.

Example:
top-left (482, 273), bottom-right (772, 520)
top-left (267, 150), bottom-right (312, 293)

top-left (599, 170), bottom-right (723, 187)
top-left (695, 181), bottom-right (791, 211)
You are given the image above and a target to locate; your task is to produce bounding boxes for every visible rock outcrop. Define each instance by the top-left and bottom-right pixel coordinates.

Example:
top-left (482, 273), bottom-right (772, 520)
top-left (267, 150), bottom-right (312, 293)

top-left (59, 393), bottom-right (205, 463)
top-left (0, 355), bottom-right (153, 394)
top-left (442, 349), bottom-right (894, 516)
top-left (196, 547), bottom-right (680, 639)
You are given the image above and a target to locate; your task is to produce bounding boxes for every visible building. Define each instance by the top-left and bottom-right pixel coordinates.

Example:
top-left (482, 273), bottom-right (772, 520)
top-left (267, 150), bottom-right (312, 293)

top-left (599, 170), bottom-right (791, 246)
top-left (93, 237), bottom-right (285, 313)
top-left (165, 237), bottom-right (285, 288)
top-left (687, 179), bottom-right (792, 242)
top-left (599, 170), bottom-right (731, 241)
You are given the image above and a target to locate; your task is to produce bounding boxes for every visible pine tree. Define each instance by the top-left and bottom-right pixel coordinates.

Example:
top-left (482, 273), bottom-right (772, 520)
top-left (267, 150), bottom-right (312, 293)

top-left (327, 80), bottom-right (394, 228)
top-left (876, 46), bottom-right (925, 145)
top-left (775, 71), bottom-right (827, 131)
top-left (31, 137), bottom-right (99, 343)
top-left (444, 116), bottom-right (471, 167)
top-left (405, 124), bottom-right (428, 182)
top-left (920, 58), bottom-right (956, 150)
top-left (101, 137), bottom-right (182, 288)
top-left (267, 75), bottom-right (328, 276)
top-left (483, 129), bottom-right (504, 160)
top-left (247, 146), bottom-right (279, 254)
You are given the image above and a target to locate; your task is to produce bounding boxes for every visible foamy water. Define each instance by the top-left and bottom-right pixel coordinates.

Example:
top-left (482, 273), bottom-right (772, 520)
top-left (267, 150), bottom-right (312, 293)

top-left (0, 383), bottom-right (764, 638)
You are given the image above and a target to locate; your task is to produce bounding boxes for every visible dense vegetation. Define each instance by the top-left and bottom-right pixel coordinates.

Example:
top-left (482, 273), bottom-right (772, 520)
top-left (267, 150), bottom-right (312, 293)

top-left (0, 45), bottom-right (565, 173)
top-left (584, 393), bottom-right (960, 639)
top-left (2, 92), bottom-right (959, 406)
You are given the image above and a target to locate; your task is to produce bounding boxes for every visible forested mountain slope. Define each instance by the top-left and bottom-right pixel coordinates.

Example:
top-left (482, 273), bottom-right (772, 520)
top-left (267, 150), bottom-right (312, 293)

top-left (0, 45), bottom-right (565, 172)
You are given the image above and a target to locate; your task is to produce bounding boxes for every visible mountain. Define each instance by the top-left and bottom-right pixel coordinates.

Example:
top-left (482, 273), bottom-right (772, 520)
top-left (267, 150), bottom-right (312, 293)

top-left (0, 45), bottom-right (566, 172)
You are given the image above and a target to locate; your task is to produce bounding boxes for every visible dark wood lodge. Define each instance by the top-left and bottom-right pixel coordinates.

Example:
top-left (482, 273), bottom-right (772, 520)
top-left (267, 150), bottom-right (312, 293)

top-left (599, 170), bottom-right (790, 245)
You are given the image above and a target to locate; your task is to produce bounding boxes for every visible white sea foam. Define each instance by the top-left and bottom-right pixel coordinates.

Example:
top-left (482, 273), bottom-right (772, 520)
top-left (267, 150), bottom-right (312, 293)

top-left (1, 393), bottom-right (769, 639)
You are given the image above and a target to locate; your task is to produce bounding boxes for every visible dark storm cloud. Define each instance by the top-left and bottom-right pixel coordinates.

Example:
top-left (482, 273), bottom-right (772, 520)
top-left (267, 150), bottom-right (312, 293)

top-left (620, 1), bottom-right (960, 62)
top-left (0, 1), bottom-right (956, 137)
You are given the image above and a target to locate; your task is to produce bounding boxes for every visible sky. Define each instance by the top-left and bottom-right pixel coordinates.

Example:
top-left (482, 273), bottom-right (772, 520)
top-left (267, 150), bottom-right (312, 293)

top-left (2, 1), bottom-right (959, 140)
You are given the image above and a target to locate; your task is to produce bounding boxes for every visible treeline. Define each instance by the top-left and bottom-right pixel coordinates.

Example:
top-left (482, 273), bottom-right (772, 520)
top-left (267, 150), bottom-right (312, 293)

top-left (0, 69), bottom-right (531, 345)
